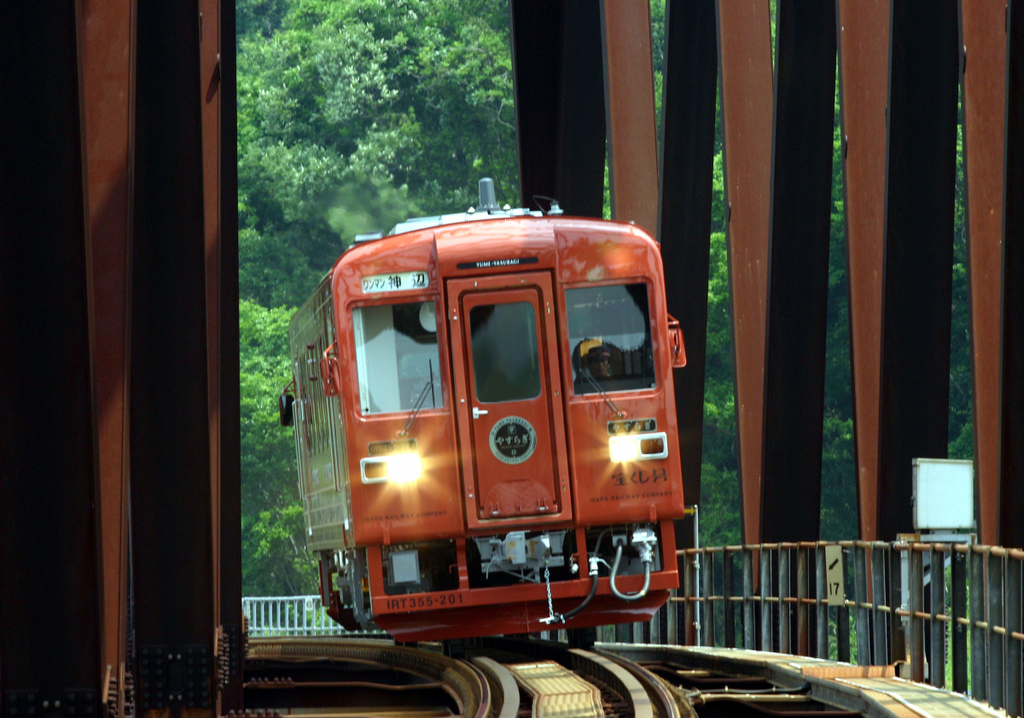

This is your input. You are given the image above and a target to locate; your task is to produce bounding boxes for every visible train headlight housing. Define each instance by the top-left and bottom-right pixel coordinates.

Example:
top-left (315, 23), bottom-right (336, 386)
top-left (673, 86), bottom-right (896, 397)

top-left (608, 432), bottom-right (669, 463)
top-left (360, 453), bottom-right (422, 484)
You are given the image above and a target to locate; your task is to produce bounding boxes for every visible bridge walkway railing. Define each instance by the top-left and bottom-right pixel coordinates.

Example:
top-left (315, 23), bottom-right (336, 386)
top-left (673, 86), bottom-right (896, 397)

top-left (678, 542), bottom-right (1022, 717)
top-left (242, 595), bottom-right (386, 638)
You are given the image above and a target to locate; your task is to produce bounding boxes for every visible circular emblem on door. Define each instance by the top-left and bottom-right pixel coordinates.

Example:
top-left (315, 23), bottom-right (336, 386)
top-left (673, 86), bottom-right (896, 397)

top-left (489, 416), bottom-right (537, 464)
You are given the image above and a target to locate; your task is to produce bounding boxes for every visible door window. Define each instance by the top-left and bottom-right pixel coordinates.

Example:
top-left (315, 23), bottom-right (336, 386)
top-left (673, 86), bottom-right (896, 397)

top-left (566, 283), bottom-right (655, 394)
top-left (469, 302), bottom-right (541, 403)
top-left (352, 301), bottom-right (441, 414)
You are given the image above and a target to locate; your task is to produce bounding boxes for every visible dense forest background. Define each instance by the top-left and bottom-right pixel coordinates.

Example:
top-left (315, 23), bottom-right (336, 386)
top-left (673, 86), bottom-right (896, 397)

top-left (237, 0), bottom-right (973, 596)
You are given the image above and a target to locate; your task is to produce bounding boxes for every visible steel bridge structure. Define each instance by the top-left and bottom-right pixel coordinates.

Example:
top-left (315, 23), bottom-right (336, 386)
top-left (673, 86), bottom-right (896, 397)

top-left (1, 1), bottom-right (1022, 716)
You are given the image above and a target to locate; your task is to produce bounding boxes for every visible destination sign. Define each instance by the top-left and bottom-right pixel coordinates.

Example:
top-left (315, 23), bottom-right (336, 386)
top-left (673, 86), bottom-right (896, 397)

top-left (361, 270), bottom-right (429, 293)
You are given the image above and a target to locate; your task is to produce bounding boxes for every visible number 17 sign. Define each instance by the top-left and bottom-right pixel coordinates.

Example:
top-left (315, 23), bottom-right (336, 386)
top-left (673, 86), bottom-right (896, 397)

top-left (824, 545), bottom-right (845, 607)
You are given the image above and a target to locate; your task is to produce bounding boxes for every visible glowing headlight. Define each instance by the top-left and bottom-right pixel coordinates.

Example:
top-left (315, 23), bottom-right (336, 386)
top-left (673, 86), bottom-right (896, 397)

top-left (608, 432), bottom-right (669, 463)
top-left (387, 453), bottom-right (422, 482)
top-left (609, 436), bottom-right (640, 462)
top-left (360, 453), bottom-right (422, 483)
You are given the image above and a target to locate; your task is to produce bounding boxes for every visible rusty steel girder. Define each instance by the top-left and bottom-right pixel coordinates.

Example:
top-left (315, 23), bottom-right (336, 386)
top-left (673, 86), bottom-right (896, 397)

top-left (0, 3), bottom-right (103, 707)
top-left (130, 1), bottom-right (217, 714)
top-left (601, 0), bottom-right (659, 235)
top-left (759, 2), bottom-right (836, 543)
top-left (510, 1), bottom-right (606, 218)
top-left (877, 0), bottom-right (959, 540)
top-left (217, 1), bottom-right (245, 709)
top-left (199, 0), bottom-right (244, 706)
top-left (836, 0), bottom-right (889, 542)
top-left (716, 0), bottom-right (774, 545)
top-left (3, 0), bottom-right (235, 710)
top-left (658, 0), bottom-right (718, 513)
top-left (1001, 0), bottom-right (1024, 549)
top-left (80, 0), bottom-right (134, 682)
top-left (961, 0), bottom-right (1008, 547)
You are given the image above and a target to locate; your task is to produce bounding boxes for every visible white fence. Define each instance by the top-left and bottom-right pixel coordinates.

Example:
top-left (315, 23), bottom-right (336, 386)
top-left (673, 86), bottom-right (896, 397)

top-left (243, 595), bottom-right (359, 637)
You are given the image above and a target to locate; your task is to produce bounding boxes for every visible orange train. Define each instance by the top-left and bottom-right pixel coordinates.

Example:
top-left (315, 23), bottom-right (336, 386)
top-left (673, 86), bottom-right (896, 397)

top-left (280, 182), bottom-right (687, 641)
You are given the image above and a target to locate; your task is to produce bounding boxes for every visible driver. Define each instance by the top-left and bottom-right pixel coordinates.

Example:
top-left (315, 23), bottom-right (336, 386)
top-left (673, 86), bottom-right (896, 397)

top-left (584, 344), bottom-right (614, 378)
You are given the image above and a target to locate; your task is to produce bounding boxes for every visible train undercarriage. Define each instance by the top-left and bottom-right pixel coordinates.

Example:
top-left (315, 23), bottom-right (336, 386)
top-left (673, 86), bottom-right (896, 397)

top-left (319, 519), bottom-right (678, 641)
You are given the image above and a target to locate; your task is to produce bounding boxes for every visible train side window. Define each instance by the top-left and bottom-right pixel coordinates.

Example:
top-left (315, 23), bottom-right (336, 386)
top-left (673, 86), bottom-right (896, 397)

top-left (566, 283), bottom-right (655, 394)
top-left (469, 302), bottom-right (541, 403)
top-left (353, 301), bottom-right (442, 414)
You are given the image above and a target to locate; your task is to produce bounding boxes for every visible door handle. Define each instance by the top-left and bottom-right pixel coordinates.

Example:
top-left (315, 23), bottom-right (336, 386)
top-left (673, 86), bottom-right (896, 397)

top-left (472, 407), bottom-right (489, 419)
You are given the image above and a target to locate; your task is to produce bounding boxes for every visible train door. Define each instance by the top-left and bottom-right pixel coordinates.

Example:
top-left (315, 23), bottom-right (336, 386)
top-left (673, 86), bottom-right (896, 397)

top-left (447, 272), bottom-right (572, 528)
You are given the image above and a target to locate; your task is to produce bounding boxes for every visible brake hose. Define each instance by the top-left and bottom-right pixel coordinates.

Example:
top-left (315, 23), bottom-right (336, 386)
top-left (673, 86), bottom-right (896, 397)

top-left (555, 559), bottom-right (600, 622)
top-left (609, 544), bottom-right (652, 601)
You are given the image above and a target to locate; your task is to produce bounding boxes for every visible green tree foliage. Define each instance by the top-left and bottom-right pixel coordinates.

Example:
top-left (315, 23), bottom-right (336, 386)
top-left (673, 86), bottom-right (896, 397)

top-left (819, 90), bottom-right (856, 540)
top-left (237, 0), bottom-right (289, 37)
top-left (948, 120), bottom-right (973, 460)
top-left (238, 0), bottom-right (518, 306)
top-left (240, 300), bottom-right (318, 595)
top-left (696, 87), bottom-right (740, 548)
top-left (697, 230), bottom-right (742, 547)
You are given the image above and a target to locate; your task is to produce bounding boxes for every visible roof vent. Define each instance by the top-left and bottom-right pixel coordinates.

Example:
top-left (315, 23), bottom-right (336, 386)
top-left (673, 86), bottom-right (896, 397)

top-left (478, 178), bottom-right (500, 213)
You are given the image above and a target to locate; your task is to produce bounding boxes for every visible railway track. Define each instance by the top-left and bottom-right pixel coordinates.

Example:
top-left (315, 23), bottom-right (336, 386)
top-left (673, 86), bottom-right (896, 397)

top-left (242, 638), bottom-right (1002, 718)
top-left (598, 644), bottom-right (1004, 718)
top-left (468, 635), bottom-right (679, 718)
top-left (244, 637), bottom-right (489, 717)
top-left (243, 636), bottom-right (678, 718)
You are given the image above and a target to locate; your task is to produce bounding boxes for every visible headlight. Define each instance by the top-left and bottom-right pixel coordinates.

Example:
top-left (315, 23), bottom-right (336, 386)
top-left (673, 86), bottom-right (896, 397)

top-left (609, 436), bottom-right (640, 462)
top-left (387, 453), bottom-right (422, 482)
top-left (608, 432), bottom-right (669, 463)
top-left (361, 453), bottom-right (422, 483)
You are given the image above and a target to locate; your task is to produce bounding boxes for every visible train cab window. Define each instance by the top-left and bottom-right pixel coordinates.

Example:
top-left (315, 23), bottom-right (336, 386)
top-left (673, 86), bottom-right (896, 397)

top-left (352, 301), bottom-right (442, 414)
top-left (469, 302), bottom-right (541, 403)
top-left (567, 283), bottom-right (655, 394)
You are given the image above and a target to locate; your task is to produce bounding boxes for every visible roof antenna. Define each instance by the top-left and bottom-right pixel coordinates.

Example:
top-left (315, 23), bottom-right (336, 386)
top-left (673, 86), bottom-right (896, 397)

top-left (478, 178), bottom-right (500, 213)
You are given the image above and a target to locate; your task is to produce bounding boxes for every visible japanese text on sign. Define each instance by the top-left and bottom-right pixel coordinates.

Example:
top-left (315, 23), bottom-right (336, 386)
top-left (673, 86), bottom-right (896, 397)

top-left (361, 271), bottom-right (429, 293)
top-left (607, 418), bottom-right (657, 435)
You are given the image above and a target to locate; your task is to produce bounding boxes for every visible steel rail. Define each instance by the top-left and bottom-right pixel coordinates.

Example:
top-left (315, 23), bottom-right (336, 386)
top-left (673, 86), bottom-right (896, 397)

top-left (593, 647), bottom-right (683, 718)
top-left (246, 638), bottom-right (490, 718)
top-left (469, 657), bottom-right (519, 718)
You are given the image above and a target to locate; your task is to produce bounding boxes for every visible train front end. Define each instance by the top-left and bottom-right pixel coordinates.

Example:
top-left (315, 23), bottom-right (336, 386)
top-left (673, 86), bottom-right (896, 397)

top-left (284, 209), bottom-right (687, 641)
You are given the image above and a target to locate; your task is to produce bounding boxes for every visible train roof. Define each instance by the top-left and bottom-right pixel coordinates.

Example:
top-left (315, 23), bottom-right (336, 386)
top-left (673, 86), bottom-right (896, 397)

top-left (385, 206), bottom-right (545, 237)
top-left (324, 180), bottom-right (661, 294)
top-left (341, 212), bottom-right (655, 260)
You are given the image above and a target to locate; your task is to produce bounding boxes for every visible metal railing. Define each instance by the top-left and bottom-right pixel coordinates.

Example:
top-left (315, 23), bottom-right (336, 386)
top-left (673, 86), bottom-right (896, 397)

top-left (242, 595), bottom-right (374, 637)
top-left (677, 542), bottom-right (1023, 717)
top-left (242, 543), bottom-right (1022, 714)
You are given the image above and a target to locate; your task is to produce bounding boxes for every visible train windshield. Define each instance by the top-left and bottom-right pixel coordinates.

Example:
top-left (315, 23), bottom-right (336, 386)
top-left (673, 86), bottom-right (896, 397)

top-left (469, 302), bottom-right (541, 403)
top-left (566, 283), bottom-right (655, 394)
top-left (352, 301), bottom-right (442, 414)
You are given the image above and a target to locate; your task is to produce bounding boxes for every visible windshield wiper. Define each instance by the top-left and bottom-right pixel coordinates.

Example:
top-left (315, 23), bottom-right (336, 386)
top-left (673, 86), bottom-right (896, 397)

top-left (582, 369), bottom-right (625, 418)
top-left (400, 360), bottom-right (436, 436)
